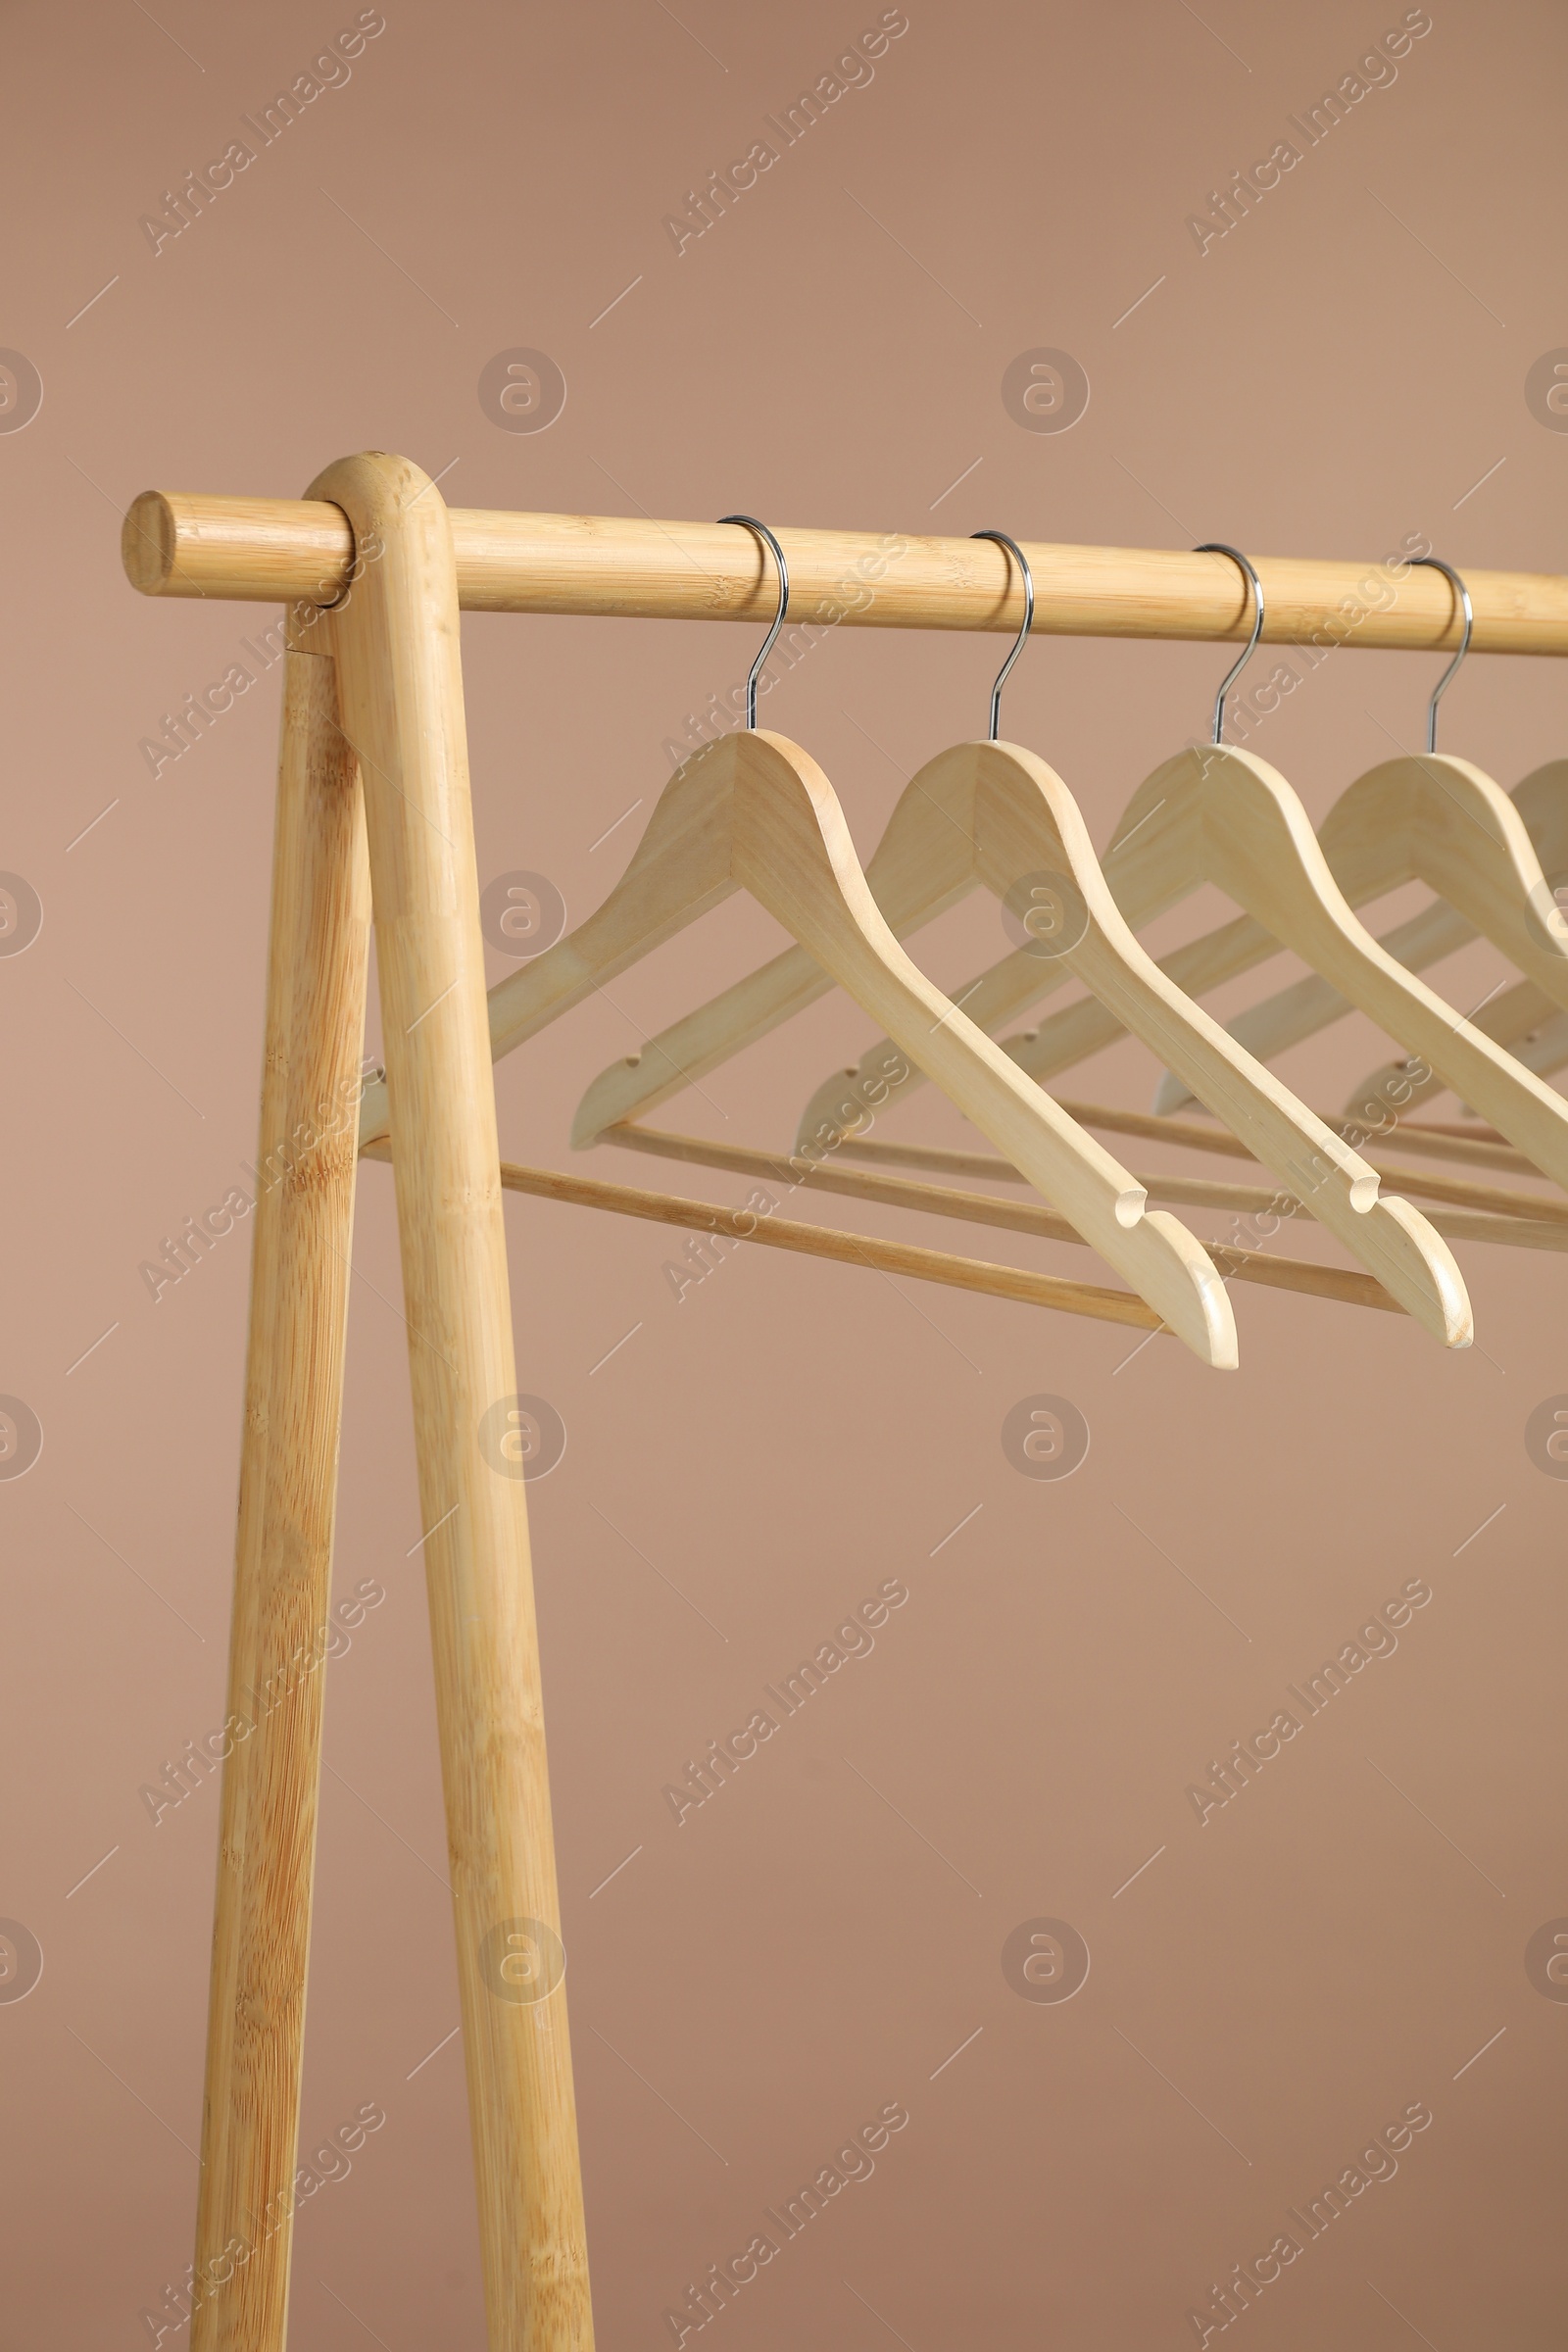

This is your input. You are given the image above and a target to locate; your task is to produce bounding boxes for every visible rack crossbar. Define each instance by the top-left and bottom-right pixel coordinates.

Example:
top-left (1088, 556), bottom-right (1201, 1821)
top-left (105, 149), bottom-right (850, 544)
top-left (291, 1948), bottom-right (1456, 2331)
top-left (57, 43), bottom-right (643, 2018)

top-left (122, 493), bottom-right (1568, 655)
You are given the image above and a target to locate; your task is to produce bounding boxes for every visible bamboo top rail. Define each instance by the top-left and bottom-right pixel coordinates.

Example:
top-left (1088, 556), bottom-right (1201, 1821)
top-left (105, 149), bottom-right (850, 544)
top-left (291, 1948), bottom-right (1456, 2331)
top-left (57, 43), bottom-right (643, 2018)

top-left (121, 492), bottom-right (1568, 655)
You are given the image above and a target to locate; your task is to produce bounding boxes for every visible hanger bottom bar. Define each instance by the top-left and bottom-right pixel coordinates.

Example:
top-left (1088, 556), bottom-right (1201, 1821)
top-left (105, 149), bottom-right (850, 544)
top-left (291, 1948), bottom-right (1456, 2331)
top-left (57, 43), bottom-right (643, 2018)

top-left (824, 1124), bottom-right (1567, 1226)
top-left (606, 1123), bottom-right (1568, 1257)
top-left (362, 1143), bottom-right (1169, 1330)
top-left (363, 1137), bottom-right (1409, 1317)
top-left (1051, 1098), bottom-right (1539, 1177)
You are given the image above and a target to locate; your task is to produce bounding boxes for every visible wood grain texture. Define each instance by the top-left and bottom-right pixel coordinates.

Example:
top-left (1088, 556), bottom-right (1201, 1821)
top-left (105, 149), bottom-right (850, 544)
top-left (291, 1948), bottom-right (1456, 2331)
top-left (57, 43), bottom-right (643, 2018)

top-left (794, 912), bottom-right (1273, 1149)
top-left (122, 493), bottom-right (1568, 653)
top-left (1343, 1002), bottom-right (1568, 1120)
top-left (1155, 757), bottom-right (1568, 1113)
top-left (727, 732), bottom-right (1236, 1362)
top-left (970, 746), bottom-right (1464, 1337)
top-left (1315, 755), bottom-right (1568, 1001)
top-left (361, 1141), bottom-right (1180, 1326)
top-left (315, 453), bottom-right (593, 2352)
top-left (1096, 745), bottom-right (1568, 1190)
top-left (191, 636), bottom-right (370, 2352)
top-left (571, 743), bottom-right (1465, 1325)
top-left (826, 1121), bottom-right (1568, 1224)
top-left (591, 1124), bottom-right (1410, 1305)
top-left (365, 727), bottom-right (1238, 1364)
top-left (1050, 1099), bottom-right (1540, 1176)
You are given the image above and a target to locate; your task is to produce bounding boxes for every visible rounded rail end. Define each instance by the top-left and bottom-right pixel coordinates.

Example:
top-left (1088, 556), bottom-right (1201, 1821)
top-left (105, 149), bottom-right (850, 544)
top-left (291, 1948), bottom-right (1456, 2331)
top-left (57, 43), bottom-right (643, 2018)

top-left (122, 491), bottom-right (177, 595)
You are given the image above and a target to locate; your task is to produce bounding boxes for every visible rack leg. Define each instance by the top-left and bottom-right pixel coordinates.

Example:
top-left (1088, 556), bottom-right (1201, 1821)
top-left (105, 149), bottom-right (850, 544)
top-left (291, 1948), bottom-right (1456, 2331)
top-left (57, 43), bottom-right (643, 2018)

top-left (313, 452), bottom-right (594, 2352)
top-left (191, 627), bottom-right (371, 2348)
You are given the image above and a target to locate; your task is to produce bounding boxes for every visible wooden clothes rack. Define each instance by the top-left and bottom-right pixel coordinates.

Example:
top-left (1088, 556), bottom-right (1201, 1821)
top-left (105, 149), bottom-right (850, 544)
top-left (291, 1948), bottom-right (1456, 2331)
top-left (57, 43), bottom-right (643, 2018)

top-left (122, 457), bottom-right (1568, 2352)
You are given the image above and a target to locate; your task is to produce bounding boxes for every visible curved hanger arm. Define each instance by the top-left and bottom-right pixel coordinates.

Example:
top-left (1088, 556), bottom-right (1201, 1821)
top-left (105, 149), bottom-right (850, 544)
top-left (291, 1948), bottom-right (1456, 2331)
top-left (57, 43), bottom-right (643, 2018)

top-left (1151, 898), bottom-right (1470, 1113)
top-left (365, 728), bottom-right (1237, 1364)
top-left (1102, 744), bottom-right (1568, 1188)
top-left (792, 741), bottom-right (1466, 1340)
top-left (725, 733), bottom-right (1236, 1363)
top-left (1512, 757), bottom-right (1568, 870)
top-left (570, 739), bottom-right (991, 1144)
top-left (358, 742), bottom-right (740, 1145)
top-left (1342, 986), bottom-right (1568, 1120)
top-left (1154, 756), bottom-right (1568, 1113)
top-left (797, 905), bottom-right (1280, 1148)
top-left (1317, 754), bottom-right (1568, 1000)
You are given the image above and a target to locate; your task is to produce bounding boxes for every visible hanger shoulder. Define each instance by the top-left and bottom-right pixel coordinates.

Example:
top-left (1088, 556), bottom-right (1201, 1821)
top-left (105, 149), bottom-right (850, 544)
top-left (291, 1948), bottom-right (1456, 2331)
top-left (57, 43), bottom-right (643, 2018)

top-left (1155, 756), bottom-right (1568, 1114)
top-left (572, 940), bottom-right (827, 1145)
top-left (1342, 975), bottom-right (1567, 1118)
top-left (799, 757), bottom-right (1280, 1152)
top-left (858, 739), bottom-right (982, 923)
top-left (1512, 759), bottom-right (1568, 871)
top-left (808, 903), bottom-right (1279, 1144)
top-left (487, 736), bottom-right (739, 1069)
top-left (1027, 908), bottom-right (1278, 1102)
top-left (1320, 754), bottom-right (1568, 1001)
top-left (1152, 895), bottom-right (1476, 1115)
top-left (730, 730), bottom-right (1237, 1365)
top-left (1102, 748), bottom-right (1207, 924)
top-left (1183, 747), bottom-right (1568, 1184)
top-left (961, 743), bottom-right (1467, 1341)
top-left (794, 941), bottom-right (1073, 1152)
top-left (572, 742), bottom-right (988, 1145)
top-left (1156, 760), bottom-right (1568, 1116)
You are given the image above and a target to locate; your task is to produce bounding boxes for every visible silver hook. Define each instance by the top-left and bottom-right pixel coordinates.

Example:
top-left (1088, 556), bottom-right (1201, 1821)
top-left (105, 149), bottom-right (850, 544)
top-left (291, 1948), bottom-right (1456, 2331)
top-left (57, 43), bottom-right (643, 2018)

top-left (971, 530), bottom-right (1035, 742)
top-left (718, 514), bottom-right (790, 729)
top-left (1195, 543), bottom-right (1265, 746)
top-left (1408, 555), bottom-right (1473, 754)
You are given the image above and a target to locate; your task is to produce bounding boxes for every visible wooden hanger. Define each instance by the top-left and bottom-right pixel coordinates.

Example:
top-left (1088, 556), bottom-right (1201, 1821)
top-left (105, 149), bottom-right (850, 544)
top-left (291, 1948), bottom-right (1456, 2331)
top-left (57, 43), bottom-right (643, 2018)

top-left (1151, 564), bottom-right (1568, 1116)
top-left (360, 517), bottom-right (1238, 1363)
top-left (1164, 755), bottom-right (1568, 1120)
top-left (582, 532), bottom-right (1466, 1341)
top-left (799, 548), bottom-right (1568, 1196)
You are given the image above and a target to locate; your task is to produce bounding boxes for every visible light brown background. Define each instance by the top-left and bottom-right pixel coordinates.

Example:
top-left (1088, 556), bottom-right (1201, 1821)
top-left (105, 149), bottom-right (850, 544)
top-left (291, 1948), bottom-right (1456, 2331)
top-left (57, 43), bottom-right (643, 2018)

top-left (4, 0), bottom-right (1566, 2344)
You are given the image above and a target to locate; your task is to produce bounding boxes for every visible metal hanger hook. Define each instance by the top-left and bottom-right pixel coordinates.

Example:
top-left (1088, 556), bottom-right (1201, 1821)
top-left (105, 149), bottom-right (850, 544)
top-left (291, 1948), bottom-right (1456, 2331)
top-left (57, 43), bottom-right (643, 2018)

top-left (971, 530), bottom-right (1035, 742)
top-left (1408, 555), bottom-right (1473, 754)
top-left (1195, 544), bottom-right (1265, 746)
top-left (718, 515), bottom-right (790, 729)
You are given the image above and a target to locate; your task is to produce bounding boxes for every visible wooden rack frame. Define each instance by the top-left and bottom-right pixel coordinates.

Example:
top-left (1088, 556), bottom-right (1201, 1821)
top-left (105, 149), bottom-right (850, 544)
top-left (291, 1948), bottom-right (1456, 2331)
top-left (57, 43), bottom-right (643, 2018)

top-left (122, 460), bottom-right (1568, 2352)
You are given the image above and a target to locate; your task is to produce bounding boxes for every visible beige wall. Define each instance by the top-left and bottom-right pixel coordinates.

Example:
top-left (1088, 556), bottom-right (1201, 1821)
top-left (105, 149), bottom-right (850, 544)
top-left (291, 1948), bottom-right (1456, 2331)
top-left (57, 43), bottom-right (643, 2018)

top-left (5, 0), bottom-right (1566, 2343)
